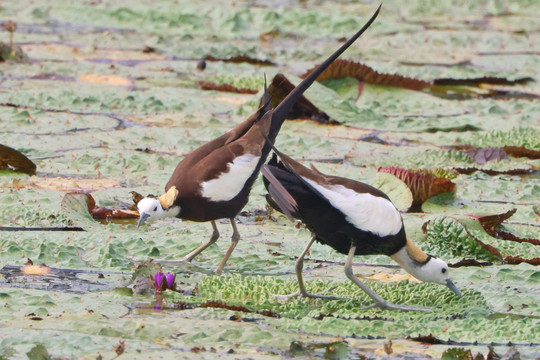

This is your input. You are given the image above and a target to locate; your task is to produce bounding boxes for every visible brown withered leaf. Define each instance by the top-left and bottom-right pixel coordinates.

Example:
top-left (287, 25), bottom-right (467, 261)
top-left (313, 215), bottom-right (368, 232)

top-left (265, 74), bottom-right (337, 124)
top-left (300, 59), bottom-right (431, 91)
top-left (113, 340), bottom-right (125, 356)
top-left (199, 81), bottom-right (257, 94)
top-left (407, 334), bottom-right (444, 344)
top-left (0, 144), bottom-right (36, 175)
top-left (450, 259), bottom-right (492, 268)
top-left (378, 167), bottom-right (456, 208)
top-left (477, 209), bottom-right (540, 246)
top-left (464, 147), bottom-right (509, 165)
top-left (477, 209), bottom-right (517, 231)
top-left (502, 146), bottom-right (540, 159)
top-left (204, 55), bottom-right (275, 66)
top-left (130, 191), bottom-right (144, 208)
top-left (504, 257), bottom-right (540, 266)
top-left (455, 167), bottom-right (533, 176)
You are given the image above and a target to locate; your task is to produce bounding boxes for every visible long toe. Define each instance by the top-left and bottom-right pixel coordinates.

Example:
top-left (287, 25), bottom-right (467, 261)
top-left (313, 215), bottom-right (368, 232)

top-left (272, 291), bottom-right (302, 300)
top-left (377, 302), bottom-right (433, 312)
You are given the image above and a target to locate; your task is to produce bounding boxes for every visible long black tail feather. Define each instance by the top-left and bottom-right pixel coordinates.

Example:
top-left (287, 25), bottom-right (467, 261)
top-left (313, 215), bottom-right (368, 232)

top-left (268, 4), bottom-right (381, 141)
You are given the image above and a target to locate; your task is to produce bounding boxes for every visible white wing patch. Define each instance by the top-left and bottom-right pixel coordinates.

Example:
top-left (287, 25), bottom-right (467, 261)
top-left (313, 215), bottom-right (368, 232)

top-left (200, 153), bottom-right (260, 202)
top-left (304, 179), bottom-right (402, 237)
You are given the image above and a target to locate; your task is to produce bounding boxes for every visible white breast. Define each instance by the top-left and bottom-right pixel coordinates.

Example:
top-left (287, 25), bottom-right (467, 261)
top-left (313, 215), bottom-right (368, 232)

top-left (200, 154), bottom-right (260, 202)
top-left (304, 179), bottom-right (402, 237)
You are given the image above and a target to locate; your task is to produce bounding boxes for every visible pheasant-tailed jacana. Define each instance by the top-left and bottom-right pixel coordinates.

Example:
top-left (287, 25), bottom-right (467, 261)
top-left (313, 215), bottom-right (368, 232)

top-left (261, 147), bottom-right (461, 311)
top-left (136, 5), bottom-right (381, 274)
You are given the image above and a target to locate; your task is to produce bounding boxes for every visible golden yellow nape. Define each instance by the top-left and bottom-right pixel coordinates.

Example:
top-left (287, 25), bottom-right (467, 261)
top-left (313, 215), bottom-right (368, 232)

top-left (158, 186), bottom-right (178, 210)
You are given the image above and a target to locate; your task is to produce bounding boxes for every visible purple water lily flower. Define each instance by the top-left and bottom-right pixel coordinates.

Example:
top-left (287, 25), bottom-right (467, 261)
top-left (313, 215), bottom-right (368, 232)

top-left (152, 271), bottom-right (165, 291)
top-left (165, 272), bottom-right (176, 290)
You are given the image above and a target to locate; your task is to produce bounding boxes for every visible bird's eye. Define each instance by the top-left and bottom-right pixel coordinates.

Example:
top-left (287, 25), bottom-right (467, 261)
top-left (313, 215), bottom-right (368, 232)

top-left (153, 206), bottom-right (158, 212)
top-left (441, 268), bottom-right (447, 274)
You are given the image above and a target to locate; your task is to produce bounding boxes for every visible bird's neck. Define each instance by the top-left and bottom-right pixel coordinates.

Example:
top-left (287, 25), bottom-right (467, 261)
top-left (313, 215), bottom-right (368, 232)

top-left (162, 206), bottom-right (181, 219)
top-left (390, 236), bottom-right (430, 280)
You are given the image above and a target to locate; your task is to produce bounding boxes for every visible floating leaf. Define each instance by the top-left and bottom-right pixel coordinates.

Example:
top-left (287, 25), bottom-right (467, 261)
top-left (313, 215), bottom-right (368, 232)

top-left (199, 81), bottom-right (258, 94)
top-left (60, 192), bottom-right (97, 229)
top-left (378, 167), bottom-right (456, 209)
top-left (370, 172), bottom-right (413, 212)
top-left (61, 192), bottom-right (138, 229)
top-left (425, 214), bottom-right (540, 266)
top-left (477, 209), bottom-right (540, 246)
top-left (0, 144), bottom-right (36, 175)
top-left (467, 128), bottom-right (540, 151)
top-left (300, 59), bottom-right (431, 91)
top-left (424, 217), bottom-right (502, 262)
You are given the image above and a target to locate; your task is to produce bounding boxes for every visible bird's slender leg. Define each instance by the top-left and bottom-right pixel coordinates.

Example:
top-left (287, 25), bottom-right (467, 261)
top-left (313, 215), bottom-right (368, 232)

top-left (183, 220), bottom-right (220, 263)
top-left (344, 244), bottom-right (432, 312)
top-left (274, 235), bottom-right (346, 301)
top-left (215, 218), bottom-right (241, 275)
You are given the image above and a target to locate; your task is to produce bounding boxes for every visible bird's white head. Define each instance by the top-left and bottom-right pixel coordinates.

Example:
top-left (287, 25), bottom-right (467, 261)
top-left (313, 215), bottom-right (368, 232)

top-left (413, 256), bottom-right (461, 296)
top-left (137, 197), bottom-right (166, 227)
top-left (391, 242), bottom-right (461, 297)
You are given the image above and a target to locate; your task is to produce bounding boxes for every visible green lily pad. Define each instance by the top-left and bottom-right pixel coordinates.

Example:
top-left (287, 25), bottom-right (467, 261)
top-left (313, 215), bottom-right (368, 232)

top-left (370, 172), bottom-right (413, 212)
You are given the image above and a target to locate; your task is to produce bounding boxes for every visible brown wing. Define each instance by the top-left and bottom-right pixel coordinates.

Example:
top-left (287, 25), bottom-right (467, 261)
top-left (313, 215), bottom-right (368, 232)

top-left (166, 111), bottom-right (273, 197)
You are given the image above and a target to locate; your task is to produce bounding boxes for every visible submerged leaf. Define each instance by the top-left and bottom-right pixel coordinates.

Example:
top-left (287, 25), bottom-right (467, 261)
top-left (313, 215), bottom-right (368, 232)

top-left (464, 147), bottom-right (510, 165)
top-left (301, 59), bottom-right (431, 91)
top-left (0, 144), bottom-right (36, 175)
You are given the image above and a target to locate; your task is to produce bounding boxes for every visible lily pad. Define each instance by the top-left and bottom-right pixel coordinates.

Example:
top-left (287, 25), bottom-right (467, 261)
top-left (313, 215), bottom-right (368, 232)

top-left (370, 172), bottom-right (413, 212)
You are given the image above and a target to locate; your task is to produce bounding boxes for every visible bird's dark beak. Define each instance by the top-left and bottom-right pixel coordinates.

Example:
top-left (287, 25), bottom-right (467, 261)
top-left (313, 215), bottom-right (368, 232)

top-left (137, 212), bottom-right (150, 228)
top-left (446, 279), bottom-right (461, 297)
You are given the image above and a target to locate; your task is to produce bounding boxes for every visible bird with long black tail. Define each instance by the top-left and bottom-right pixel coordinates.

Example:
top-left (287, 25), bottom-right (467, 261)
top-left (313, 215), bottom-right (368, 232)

top-left (136, 5), bottom-right (382, 274)
top-left (261, 146), bottom-right (461, 311)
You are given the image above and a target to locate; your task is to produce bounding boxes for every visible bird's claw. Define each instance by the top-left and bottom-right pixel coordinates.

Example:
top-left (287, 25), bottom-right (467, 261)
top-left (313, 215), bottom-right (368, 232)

top-left (375, 302), bottom-right (433, 312)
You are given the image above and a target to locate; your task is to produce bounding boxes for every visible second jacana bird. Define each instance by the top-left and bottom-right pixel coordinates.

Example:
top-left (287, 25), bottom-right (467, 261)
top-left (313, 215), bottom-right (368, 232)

top-left (261, 147), bottom-right (461, 311)
top-left (136, 6), bottom-right (382, 274)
